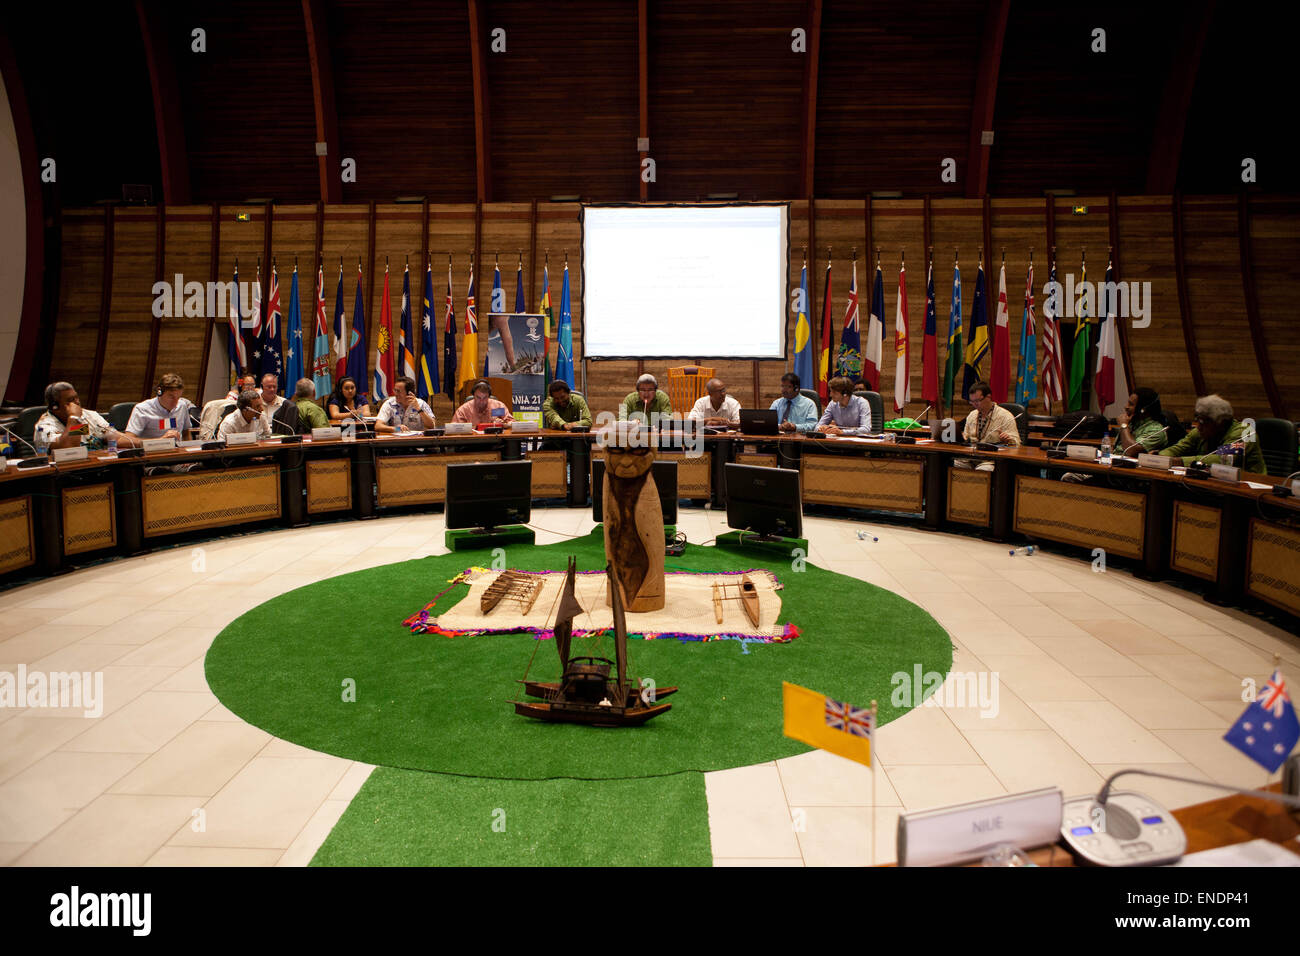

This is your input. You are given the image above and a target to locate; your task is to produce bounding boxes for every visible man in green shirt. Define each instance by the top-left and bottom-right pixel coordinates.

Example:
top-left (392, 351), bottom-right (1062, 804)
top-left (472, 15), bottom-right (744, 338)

top-left (542, 380), bottom-right (592, 430)
top-left (1158, 393), bottom-right (1266, 474)
top-left (619, 373), bottom-right (672, 423)
top-left (293, 379), bottom-right (331, 432)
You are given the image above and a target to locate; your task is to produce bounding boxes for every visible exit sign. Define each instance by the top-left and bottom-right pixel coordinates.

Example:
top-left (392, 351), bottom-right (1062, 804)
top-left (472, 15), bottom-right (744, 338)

top-left (1071, 205), bottom-right (1088, 215)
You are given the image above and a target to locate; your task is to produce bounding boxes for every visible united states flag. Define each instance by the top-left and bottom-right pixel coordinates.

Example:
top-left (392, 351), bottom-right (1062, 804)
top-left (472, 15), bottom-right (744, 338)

top-left (1041, 261), bottom-right (1065, 414)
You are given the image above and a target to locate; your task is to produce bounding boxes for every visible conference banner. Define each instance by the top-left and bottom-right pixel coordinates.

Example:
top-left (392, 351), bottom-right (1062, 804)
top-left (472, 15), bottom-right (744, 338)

top-left (485, 312), bottom-right (547, 424)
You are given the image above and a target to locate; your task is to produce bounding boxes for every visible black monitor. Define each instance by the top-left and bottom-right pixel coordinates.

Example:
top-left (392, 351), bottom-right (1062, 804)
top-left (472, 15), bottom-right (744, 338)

top-left (445, 460), bottom-right (532, 531)
top-left (725, 462), bottom-right (802, 541)
top-left (591, 458), bottom-right (678, 525)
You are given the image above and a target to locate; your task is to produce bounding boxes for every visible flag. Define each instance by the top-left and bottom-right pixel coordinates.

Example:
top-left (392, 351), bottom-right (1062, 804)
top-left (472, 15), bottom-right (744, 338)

top-left (346, 264), bottom-right (368, 403)
top-left (454, 258), bottom-right (478, 397)
top-left (484, 262), bottom-right (503, 376)
top-left (249, 265), bottom-right (264, 374)
top-left (962, 261), bottom-right (989, 397)
top-left (989, 260), bottom-right (1011, 402)
top-left (863, 262), bottom-right (885, 390)
top-left (228, 263), bottom-right (247, 377)
top-left (374, 262), bottom-right (394, 402)
top-left (399, 263), bottom-right (417, 381)
top-left (261, 263), bottom-right (283, 387)
top-left (817, 258), bottom-right (833, 402)
top-left (1041, 260), bottom-right (1065, 414)
top-left (922, 260), bottom-right (938, 405)
top-left (311, 264), bottom-right (332, 398)
top-left (1015, 261), bottom-right (1038, 407)
top-left (285, 265), bottom-right (303, 387)
top-left (1069, 259), bottom-right (1090, 411)
top-left (554, 262), bottom-right (575, 387)
top-left (418, 261), bottom-right (438, 401)
top-left (942, 261), bottom-right (963, 412)
top-left (332, 264), bottom-right (347, 383)
top-left (893, 262), bottom-right (911, 412)
top-left (1223, 669), bottom-right (1299, 773)
top-left (540, 261), bottom-right (553, 390)
top-left (782, 681), bottom-right (873, 767)
top-left (834, 259), bottom-right (862, 383)
top-left (442, 260), bottom-right (457, 403)
top-left (1093, 261), bottom-right (1128, 417)
top-left (791, 260), bottom-right (813, 388)
top-left (514, 259), bottom-right (525, 313)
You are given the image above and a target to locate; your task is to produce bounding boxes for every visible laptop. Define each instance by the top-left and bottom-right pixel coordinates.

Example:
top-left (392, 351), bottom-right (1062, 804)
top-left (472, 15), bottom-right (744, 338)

top-left (740, 408), bottom-right (779, 436)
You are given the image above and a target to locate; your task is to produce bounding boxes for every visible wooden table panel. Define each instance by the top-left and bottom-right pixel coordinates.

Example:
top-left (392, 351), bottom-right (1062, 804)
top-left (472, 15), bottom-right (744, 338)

top-left (376, 452), bottom-right (502, 508)
top-left (0, 496), bottom-right (35, 573)
top-left (62, 483), bottom-right (116, 555)
top-left (1246, 518), bottom-right (1300, 617)
top-left (143, 466), bottom-right (281, 537)
top-left (1171, 501), bottom-right (1221, 582)
top-left (525, 450), bottom-right (568, 498)
top-left (590, 448), bottom-right (712, 499)
top-left (306, 459), bottom-right (352, 514)
top-left (1014, 475), bottom-right (1146, 560)
top-left (947, 468), bottom-right (991, 527)
top-left (802, 455), bottom-right (924, 512)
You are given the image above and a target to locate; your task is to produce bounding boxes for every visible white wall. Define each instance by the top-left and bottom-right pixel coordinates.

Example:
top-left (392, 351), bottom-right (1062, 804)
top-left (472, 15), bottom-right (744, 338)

top-left (0, 66), bottom-right (27, 401)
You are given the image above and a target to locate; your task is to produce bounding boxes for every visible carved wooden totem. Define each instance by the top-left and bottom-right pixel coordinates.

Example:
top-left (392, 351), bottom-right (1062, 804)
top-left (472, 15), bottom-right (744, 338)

top-left (602, 446), bottom-right (666, 612)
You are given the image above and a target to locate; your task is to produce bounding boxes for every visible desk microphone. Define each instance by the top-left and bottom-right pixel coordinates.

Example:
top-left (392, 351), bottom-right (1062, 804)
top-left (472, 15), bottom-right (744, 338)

top-left (1122, 425), bottom-right (1168, 456)
top-left (270, 417), bottom-right (303, 443)
top-left (0, 422), bottom-right (40, 457)
top-left (1045, 414), bottom-right (1088, 459)
top-left (895, 404), bottom-right (931, 444)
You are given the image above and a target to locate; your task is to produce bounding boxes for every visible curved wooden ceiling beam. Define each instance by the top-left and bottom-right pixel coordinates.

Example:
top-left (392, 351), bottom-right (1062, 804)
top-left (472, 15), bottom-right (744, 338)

top-left (302, 0), bottom-right (341, 204)
top-left (965, 0), bottom-right (1009, 199)
top-left (468, 0), bottom-right (493, 203)
top-left (135, 0), bottom-right (191, 205)
top-left (1146, 0), bottom-right (1214, 195)
top-left (798, 0), bottom-right (823, 199)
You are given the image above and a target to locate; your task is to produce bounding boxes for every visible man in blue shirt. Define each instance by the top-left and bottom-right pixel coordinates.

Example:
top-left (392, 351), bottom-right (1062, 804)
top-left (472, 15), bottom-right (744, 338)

top-left (770, 372), bottom-right (819, 433)
top-left (816, 376), bottom-right (873, 436)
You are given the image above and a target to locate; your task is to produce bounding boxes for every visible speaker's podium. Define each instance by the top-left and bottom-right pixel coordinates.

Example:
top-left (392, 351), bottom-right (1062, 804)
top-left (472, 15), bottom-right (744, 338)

top-left (715, 463), bottom-right (808, 557)
top-left (443, 459), bottom-right (536, 551)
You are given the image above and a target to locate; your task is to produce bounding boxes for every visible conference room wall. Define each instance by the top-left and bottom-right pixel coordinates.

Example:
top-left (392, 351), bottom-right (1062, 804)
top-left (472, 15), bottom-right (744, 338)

top-left (49, 197), bottom-right (1295, 422)
top-left (269, 204), bottom-right (319, 392)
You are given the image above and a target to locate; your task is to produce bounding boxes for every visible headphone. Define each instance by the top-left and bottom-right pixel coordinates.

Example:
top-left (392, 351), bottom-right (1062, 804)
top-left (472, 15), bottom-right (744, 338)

top-left (473, 380), bottom-right (492, 397)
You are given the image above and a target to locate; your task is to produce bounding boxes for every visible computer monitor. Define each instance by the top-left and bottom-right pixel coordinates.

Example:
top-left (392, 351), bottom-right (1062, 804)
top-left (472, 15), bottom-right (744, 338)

top-left (725, 462), bottom-right (802, 541)
top-left (739, 408), bottom-right (779, 435)
top-left (591, 458), bottom-right (679, 525)
top-left (445, 460), bottom-right (532, 531)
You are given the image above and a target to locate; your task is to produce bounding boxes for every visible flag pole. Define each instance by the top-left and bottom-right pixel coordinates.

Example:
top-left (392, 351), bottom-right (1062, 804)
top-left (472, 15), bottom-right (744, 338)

top-left (1269, 653), bottom-right (1281, 789)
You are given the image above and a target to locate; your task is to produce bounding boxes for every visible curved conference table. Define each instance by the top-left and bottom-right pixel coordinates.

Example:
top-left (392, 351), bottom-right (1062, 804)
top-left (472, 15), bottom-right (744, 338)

top-left (2, 429), bottom-right (1297, 625)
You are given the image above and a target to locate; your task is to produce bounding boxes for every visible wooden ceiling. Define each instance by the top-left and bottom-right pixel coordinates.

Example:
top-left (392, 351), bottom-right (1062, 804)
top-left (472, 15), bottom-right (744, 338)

top-left (4, 0), bottom-right (1289, 206)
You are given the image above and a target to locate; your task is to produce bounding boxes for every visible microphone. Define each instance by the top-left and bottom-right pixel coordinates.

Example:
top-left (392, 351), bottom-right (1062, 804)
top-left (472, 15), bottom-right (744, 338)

top-left (269, 416), bottom-right (303, 443)
top-left (0, 422), bottom-right (40, 457)
top-left (1122, 425), bottom-right (1168, 456)
top-left (1046, 414), bottom-right (1088, 459)
top-left (894, 404), bottom-right (931, 444)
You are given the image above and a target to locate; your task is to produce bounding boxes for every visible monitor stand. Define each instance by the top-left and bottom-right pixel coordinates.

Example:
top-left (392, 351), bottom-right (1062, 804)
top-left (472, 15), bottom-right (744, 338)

top-left (714, 529), bottom-right (810, 559)
top-left (444, 525), bottom-right (535, 552)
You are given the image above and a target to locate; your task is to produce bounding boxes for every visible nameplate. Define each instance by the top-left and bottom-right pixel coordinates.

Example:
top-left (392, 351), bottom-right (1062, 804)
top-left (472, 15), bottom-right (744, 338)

top-left (1210, 463), bottom-right (1241, 484)
top-left (443, 423), bottom-right (474, 435)
top-left (177, 439), bottom-right (205, 450)
top-left (897, 787), bottom-right (1063, 867)
top-left (142, 437), bottom-right (176, 453)
top-left (311, 426), bottom-right (342, 442)
top-left (224, 432), bottom-right (259, 446)
top-left (52, 445), bottom-right (89, 462)
top-left (509, 421), bottom-right (539, 434)
top-left (1066, 444), bottom-right (1097, 461)
top-left (1137, 453), bottom-right (1172, 470)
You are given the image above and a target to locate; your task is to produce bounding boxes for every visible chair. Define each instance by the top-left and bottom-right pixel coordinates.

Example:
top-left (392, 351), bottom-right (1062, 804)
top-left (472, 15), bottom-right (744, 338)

top-left (15, 406), bottom-right (43, 445)
top-left (273, 400), bottom-right (303, 436)
top-left (860, 391), bottom-right (885, 435)
top-left (666, 366), bottom-right (714, 415)
top-left (999, 402), bottom-right (1029, 444)
top-left (1255, 418), bottom-right (1298, 478)
top-left (108, 402), bottom-right (135, 432)
top-left (456, 376), bottom-right (513, 410)
top-left (799, 388), bottom-right (822, 418)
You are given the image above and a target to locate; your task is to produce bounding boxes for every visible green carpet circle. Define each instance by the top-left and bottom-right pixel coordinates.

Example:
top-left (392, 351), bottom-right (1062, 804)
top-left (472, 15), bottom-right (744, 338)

top-left (205, 528), bottom-right (952, 780)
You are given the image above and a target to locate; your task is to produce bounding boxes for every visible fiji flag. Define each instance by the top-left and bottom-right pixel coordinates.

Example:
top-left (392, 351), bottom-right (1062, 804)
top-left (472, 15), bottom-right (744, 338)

top-left (1224, 670), bottom-right (1300, 773)
top-left (347, 264), bottom-right (368, 404)
top-left (311, 264), bottom-right (332, 398)
top-left (418, 260), bottom-right (438, 401)
top-left (1015, 262), bottom-right (1038, 407)
top-left (792, 260), bottom-right (813, 388)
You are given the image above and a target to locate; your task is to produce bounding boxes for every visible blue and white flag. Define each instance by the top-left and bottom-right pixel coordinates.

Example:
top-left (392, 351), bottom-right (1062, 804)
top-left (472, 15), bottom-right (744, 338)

top-left (1224, 669), bottom-right (1300, 773)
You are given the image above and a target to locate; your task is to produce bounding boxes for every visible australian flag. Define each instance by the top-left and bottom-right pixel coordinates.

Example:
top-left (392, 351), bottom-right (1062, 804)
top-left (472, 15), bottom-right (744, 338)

top-left (1224, 669), bottom-right (1299, 773)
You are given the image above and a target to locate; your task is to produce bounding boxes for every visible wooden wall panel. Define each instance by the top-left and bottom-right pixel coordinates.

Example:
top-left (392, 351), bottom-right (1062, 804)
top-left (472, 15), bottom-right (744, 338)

top-left (99, 209), bottom-right (158, 406)
top-left (52, 211), bottom-right (107, 399)
top-left (155, 206), bottom-right (214, 395)
top-left (1247, 198), bottom-right (1300, 417)
top-left (1182, 197), bottom-right (1267, 414)
top-left (1115, 198), bottom-right (1195, 415)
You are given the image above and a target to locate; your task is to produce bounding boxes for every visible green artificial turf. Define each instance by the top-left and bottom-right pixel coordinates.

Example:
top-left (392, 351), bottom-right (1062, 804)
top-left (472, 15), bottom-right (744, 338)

top-left (310, 767), bottom-right (712, 867)
top-left (205, 527), bottom-right (952, 780)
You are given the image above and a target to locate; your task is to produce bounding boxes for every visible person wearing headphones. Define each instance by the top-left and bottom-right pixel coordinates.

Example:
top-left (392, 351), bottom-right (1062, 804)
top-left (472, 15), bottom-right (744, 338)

top-left (217, 390), bottom-right (272, 440)
top-left (452, 380), bottom-right (514, 426)
top-left (35, 381), bottom-right (140, 451)
top-left (127, 373), bottom-right (196, 440)
top-left (1115, 388), bottom-right (1171, 454)
top-left (375, 376), bottom-right (437, 433)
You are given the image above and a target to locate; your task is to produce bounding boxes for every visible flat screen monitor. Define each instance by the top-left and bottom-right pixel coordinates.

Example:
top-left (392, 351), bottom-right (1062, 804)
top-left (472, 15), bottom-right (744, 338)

top-left (739, 408), bottom-right (779, 435)
top-left (725, 462), bottom-right (802, 540)
top-left (591, 458), bottom-right (678, 525)
top-left (445, 460), bottom-right (532, 530)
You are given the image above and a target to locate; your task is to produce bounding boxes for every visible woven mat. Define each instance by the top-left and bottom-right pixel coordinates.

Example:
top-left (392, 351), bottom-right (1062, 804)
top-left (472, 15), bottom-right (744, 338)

top-left (404, 568), bottom-right (796, 643)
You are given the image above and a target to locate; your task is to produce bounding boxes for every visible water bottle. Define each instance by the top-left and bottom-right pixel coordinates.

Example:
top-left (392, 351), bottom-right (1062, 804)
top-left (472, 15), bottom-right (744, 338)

top-left (34, 433), bottom-right (47, 458)
top-left (107, 435), bottom-right (118, 456)
top-left (1100, 430), bottom-right (1112, 463)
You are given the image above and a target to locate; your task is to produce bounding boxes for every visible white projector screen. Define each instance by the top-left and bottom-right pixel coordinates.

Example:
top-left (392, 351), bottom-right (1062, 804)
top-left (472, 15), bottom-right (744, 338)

top-left (582, 204), bottom-right (788, 359)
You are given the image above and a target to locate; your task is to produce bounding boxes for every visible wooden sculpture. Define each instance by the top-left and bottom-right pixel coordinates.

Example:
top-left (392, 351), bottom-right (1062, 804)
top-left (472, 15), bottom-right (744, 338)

top-left (601, 445), bottom-right (666, 612)
top-left (711, 574), bottom-right (762, 628)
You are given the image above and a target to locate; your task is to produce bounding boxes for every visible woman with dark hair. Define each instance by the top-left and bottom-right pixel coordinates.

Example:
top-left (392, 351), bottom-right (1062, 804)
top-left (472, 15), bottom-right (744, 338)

top-left (327, 376), bottom-right (371, 423)
top-left (1115, 387), bottom-right (1170, 454)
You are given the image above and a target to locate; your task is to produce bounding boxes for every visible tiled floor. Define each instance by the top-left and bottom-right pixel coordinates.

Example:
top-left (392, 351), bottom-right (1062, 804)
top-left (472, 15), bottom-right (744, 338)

top-left (1, 506), bottom-right (1295, 867)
